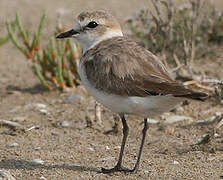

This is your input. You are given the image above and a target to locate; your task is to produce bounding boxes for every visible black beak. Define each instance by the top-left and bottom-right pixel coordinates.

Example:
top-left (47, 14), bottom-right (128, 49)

top-left (56, 29), bottom-right (79, 39)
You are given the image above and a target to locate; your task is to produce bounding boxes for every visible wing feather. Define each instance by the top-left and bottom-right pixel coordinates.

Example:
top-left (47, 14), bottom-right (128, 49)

top-left (82, 37), bottom-right (208, 100)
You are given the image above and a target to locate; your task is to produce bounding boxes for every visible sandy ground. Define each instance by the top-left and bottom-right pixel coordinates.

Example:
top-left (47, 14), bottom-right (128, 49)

top-left (1, 0), bottom-right (223, 179)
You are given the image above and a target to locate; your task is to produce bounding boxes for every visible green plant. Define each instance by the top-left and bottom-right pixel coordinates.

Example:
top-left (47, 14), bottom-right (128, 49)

top-left (0, 36), bottom-right (10, 47)
top-left (6, 13), bottom-right (81, 90)
top-left (0, 22), bottom-right (17, 47)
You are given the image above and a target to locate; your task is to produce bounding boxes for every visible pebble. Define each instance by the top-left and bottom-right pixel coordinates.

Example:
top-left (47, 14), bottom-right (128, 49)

top-left (114, 146), bottom-right (121, 149)
top-left (0, 170), bottom-right (16, 180)
top-left (34, 147), bottom-right (41, 151)
top-left (148, 119), bottom-right (159, 124)
top-left (173, 160), bottom-right (179, 165)
top-left (207, 157), bottom-right (216, 161)
top-left (39, 109), bottom-right (48, 115)
top-left (7, 142), bottom-right (19, 148)
top-left (31, 159), bottom-right (44, 165)
top-left (39, 176), bottom-right (47, 180)
top-left (214, 133), bottom-right (220, 138)
top-left (165, 115), bottom-right (192, 124)
top-left (36, 103), bottom-right (47, 109)
top-left (60, 121), bottom-right (70, 127)
top-left (64, 94), bottom-right (84, 103)
top-left (87, 147), bottom-right (95, 151)
top-left (105, 146), bottom-right (110, 150)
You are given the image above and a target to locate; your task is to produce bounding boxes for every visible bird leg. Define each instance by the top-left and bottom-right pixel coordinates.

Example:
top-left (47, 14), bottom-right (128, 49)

top-left (101, 117), bottom-right (149, 174)
top-left (131, 118), bottom-right (149, 173)
top-left (101, 115), bottom-right (129, 173)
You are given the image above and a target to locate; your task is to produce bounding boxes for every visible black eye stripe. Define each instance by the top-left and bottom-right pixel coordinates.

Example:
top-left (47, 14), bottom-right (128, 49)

top-left (87, 21), bottom-right (98, 28)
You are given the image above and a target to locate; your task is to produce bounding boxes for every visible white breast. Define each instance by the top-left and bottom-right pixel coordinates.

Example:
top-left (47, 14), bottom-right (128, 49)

top-left (78, 62), bottom-right (183, 118)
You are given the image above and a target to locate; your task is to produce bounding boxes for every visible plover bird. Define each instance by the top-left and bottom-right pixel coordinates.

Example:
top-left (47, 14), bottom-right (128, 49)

top-left (56, 10), bottom-right (208, 173)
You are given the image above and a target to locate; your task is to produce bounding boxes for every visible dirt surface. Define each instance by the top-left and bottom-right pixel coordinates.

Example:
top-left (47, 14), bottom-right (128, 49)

top-left (1, 1), bottom-right (223, 180)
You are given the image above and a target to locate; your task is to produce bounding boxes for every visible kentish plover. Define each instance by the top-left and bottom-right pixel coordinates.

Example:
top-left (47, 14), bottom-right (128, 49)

top-left (56, 10), bottom-right (208, 173)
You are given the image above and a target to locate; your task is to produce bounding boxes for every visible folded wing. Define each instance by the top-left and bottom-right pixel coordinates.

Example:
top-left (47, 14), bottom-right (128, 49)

top-left (83, 37), bottom-right (208, 101)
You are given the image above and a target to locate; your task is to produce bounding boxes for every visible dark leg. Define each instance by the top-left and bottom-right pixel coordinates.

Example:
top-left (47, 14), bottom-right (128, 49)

top-left (101, 117), bottom-right (149, 174)
top-left (130, 118), bottom-right (149, 173)
top-left (101, 115), bottom-right (129, 173)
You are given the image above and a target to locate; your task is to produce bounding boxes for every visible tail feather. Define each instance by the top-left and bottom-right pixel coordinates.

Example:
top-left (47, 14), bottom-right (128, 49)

top-left (175, 91), bottom-right (209, 101)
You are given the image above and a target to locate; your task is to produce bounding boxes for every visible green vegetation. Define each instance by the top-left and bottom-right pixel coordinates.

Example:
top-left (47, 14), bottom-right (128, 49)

top-left (5, 13), bottom-right (81, 90)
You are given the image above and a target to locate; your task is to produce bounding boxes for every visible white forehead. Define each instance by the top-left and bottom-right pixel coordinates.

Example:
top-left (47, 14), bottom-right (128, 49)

top-left (78, 18), bottom-right (106, 27)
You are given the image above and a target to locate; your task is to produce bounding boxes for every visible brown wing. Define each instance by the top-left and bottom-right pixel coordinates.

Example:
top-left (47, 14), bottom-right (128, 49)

top-left (82, 37), bottom-right (208, 100)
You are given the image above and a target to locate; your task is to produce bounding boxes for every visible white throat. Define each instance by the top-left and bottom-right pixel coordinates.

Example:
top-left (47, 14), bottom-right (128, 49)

top-left (81, 30), bottom-right (123, 54)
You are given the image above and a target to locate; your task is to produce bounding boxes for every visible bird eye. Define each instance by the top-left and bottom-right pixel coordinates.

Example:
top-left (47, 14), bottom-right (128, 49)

top-left (87, 21), bottom-right (98, 28)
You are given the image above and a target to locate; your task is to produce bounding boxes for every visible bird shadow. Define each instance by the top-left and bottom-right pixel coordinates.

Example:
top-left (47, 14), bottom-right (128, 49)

top-left (0, 159), bottom-right (101, 173)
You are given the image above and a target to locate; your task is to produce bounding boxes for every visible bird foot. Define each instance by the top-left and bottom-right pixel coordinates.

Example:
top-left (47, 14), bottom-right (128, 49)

top-left (101, 165), bottom-right (138, 174)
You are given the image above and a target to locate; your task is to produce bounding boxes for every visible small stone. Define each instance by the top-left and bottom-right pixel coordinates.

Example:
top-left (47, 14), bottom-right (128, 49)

top-left (87, 147), bottom-right (95, 151)
top-left (114, 146), bottom-right (121, 149)
top-left (39, 176), bottom-right (47, 180)
top-left (0, 170), bottom-right (16, 180)
top-left (148, 119), bottom-right (159, 124)
top-left (39, 109), bottom-right (48, 115)
top-left (7, 142), bottom-right (19, 148)
top-left (31, 159), bottom-right (44, 165)
top-left (64, 94), bottom-right (84, 103)
top-left (105, 146), bottom-right (110, 150)
top-left (207, 157), bottom-right (215, 161)
top-left (61, 121), bottom-right (70, 127)
top-left (214, 133), bottom-right (220, 138)
top-left (144, 170), bottom-right (150, 174)
top-left (36, 103), bottom-right (47, 109)
top-left (34, 147), bottom-right (41, 151)
top-left (165, 115), bottom-right (192, 124)
top-left (173, 160), bottom-right (179, 165)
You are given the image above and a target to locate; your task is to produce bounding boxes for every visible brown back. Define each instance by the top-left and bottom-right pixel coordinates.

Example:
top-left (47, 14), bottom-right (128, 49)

top-left (82, 37), bottom-right (208, 100)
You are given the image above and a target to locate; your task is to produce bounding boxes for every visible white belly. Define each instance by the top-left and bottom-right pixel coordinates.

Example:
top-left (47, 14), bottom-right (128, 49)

top-left (78, 64), bottom-right (183, 118)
